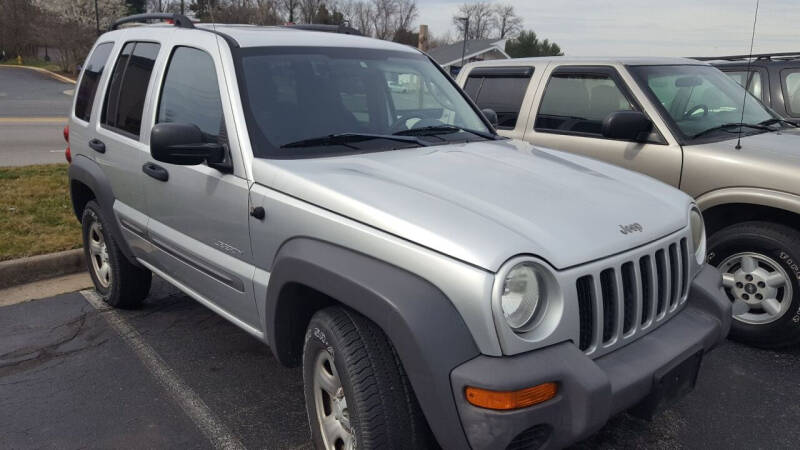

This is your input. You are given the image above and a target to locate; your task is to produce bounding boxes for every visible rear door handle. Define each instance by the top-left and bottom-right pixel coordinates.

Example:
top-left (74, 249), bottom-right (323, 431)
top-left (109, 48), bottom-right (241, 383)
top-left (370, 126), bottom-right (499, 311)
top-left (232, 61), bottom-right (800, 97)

top-left (142, 162), bottom-right (169, 182)
top-left (88, 138), bottom-right (106, 153)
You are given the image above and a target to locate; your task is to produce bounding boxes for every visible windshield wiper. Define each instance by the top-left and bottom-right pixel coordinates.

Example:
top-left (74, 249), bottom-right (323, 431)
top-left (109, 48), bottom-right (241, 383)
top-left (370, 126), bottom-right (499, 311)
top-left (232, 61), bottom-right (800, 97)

top-left (280, 133), bottom-right (429, 149)
top-left (393, 125), bottom-right (499, 140)
top-left (759, 118), bottom-right (797, 128)
top-left (691, 122), bottom-right (774, 139)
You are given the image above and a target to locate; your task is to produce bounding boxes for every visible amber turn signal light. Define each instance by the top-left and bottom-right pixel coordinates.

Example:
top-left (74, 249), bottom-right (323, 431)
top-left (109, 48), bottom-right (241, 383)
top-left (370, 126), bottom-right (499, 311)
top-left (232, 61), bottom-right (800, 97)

top-left (465, 382), bottom-right (557, 410)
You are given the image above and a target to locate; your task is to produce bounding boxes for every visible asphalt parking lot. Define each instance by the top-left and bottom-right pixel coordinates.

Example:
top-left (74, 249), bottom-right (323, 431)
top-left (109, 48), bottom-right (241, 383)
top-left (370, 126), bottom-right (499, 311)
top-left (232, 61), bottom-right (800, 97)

top-left (2, 279), bottom-right (799, 449)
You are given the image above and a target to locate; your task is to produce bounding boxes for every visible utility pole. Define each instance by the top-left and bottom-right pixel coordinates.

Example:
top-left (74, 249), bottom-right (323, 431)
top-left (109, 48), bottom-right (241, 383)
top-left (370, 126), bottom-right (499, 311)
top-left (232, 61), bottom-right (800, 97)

top-left (458, 17), bottom-right (469, 70)
top-left (181, 0), bottom-right (185, 15)
top-left (95, 0), bottom-right (100, 35)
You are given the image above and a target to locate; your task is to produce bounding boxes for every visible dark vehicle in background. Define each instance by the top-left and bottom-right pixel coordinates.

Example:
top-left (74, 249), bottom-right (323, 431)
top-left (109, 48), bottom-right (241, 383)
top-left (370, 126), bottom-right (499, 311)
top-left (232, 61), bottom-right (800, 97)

top-left (696, 52), bottom-right (800, 125)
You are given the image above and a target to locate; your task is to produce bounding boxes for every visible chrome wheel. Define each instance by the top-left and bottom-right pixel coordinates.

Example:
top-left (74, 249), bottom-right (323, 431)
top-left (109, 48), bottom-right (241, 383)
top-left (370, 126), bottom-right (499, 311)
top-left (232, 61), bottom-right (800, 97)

top-left (720, 252), bottom-right (793, 325)
top-left (313, 351), bottom-right (355, 450)
top-left (88, 221), bottom-right (111, 288)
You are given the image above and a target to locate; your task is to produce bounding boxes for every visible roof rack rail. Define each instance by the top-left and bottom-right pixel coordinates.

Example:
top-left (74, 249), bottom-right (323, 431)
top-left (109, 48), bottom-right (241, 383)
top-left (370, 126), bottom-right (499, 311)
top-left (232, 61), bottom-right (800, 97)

top-left (691, 51), bottom-right (800, 61)
top-left (283, 24), bottom-right (362, 36)
top-left (110, 13), bottom-right (195, 31)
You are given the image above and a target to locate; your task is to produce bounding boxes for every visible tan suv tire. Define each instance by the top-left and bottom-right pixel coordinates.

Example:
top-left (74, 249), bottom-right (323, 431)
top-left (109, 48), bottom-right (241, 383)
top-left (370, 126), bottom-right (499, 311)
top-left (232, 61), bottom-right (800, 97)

top-left (708, 221), bottom-right (800, 347)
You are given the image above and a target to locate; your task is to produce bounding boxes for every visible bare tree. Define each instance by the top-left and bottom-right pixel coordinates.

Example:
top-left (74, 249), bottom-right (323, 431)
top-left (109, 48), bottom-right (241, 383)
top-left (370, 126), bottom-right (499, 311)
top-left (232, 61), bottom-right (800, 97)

top-left (371, 0), bottom-right (397, 40)
top-left (280, 0), bottom-right (300, 22)
top-left (451, 1), bottom-right (494, 40)
top-left (348, 0), bottom-right (374, 36)
top-left (299, 0), bottom-right (323, 23)
top-left (394, 0), bottom-right (416, 33)
top-left (494, 4), bottom-right (522, 39)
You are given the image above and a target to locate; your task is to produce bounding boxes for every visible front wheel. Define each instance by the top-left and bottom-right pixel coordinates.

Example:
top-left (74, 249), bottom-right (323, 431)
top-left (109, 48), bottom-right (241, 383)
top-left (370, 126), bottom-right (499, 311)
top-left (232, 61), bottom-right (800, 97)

top-left (708, 221), bottom-right (800, 347)
top-left (302, 307), bottom-right (434, 449)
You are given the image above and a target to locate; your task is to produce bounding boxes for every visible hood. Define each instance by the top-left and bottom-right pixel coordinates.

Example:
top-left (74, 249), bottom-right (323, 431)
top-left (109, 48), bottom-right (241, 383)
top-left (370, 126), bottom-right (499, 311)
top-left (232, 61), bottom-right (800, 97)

top-left (253, 140), bottom-right (691, 271)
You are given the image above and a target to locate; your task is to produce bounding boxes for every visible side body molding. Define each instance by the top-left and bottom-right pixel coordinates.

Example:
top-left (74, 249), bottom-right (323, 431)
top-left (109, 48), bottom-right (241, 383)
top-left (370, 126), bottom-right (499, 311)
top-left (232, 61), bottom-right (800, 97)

top-left (68, 155), bottom-right (139, 266)
top-left (265, 238), bottom-right (480, 449)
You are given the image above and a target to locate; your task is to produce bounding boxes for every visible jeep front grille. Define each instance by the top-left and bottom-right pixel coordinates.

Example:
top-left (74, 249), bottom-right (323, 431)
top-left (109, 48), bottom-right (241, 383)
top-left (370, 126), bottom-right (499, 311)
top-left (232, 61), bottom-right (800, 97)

top-left (576, 237), bottom-right (690, 356)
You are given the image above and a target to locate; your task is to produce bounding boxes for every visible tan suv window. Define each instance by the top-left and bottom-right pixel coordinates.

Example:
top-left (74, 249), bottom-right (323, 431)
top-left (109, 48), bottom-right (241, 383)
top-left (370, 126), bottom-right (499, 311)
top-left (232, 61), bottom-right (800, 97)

top-left (536, 72), bottom-right (633, 136)
top-left (783, 71), bottom-right (800, 117)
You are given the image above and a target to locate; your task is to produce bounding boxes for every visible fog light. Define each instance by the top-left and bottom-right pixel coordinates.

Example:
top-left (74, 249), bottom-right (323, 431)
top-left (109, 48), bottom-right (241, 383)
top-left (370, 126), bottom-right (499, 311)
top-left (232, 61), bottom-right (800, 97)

top-left (465, 382), bottom-right (557, 410)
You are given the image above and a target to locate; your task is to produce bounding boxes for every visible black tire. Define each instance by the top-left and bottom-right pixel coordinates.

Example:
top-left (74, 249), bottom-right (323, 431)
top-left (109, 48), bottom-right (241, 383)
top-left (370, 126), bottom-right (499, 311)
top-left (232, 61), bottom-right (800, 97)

top-left (81, 200), bottom-right (151, 308)
top-left (302, 306), bottom-right (435, 450)
top-left (708, 221), bottom-right (800, 347)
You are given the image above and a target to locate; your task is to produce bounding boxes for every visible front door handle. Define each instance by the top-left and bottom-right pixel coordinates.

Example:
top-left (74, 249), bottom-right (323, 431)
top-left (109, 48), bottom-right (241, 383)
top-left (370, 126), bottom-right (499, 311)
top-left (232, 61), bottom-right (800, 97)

top-left (88, 138), bottom-right (106, 153)
top-left (142, 162), bottom-right (169, 182)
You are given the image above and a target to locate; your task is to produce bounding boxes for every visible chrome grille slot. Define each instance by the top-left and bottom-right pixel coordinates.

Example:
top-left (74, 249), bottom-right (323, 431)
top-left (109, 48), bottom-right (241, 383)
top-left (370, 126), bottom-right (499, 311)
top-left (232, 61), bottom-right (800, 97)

top-left (575, 232), bottom-right (692, 357)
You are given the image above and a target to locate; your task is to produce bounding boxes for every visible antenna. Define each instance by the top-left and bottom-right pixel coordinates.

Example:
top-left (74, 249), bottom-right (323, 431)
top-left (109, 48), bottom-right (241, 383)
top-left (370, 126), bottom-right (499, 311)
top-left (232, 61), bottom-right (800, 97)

top-left (735, 0), bottom-right (760, 150)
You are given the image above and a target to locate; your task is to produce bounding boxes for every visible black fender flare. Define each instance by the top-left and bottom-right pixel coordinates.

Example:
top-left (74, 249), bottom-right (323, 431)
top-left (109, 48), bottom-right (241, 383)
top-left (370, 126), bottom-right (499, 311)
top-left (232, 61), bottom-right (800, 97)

top-left (266, 238), bottom-right (480, 449)
top-left (68, 155), bottom-right (139, 266)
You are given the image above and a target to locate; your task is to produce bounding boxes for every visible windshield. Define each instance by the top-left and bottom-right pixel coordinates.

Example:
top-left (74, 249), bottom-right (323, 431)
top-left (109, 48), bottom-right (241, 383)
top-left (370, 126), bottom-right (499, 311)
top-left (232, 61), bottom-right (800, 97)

top-left (629, 65), bottom-right (777, 141)
top-left (236, 46), bottom-right (491, 158)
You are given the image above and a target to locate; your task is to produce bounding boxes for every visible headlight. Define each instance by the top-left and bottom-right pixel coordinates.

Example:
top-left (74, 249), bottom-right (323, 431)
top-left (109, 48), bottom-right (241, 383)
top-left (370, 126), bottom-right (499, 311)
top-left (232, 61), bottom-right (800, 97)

top-left (501, 263), bottom-right (544, 330)
top-left (690, 206), bottom-right (706, 265)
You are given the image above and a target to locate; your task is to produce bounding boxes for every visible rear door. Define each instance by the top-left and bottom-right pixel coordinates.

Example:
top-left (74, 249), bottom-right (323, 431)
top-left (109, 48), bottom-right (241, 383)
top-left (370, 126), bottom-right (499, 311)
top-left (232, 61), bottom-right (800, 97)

top-left (139, 34), bottom-right (260, 332)
top-left (94, 39), bottom-right (162, 256)
top-left (70, 41), bottom-right (114, 163)
top-left (460, 65), bottom-right (540, 139)
top-left (523, 65), bottom-right (683, 187)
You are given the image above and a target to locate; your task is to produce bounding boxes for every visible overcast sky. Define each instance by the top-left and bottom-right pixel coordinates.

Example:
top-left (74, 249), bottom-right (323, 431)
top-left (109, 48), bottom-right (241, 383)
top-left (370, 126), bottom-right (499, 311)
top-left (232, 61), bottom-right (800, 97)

top-left (416, 0), bottom-right (800, 57)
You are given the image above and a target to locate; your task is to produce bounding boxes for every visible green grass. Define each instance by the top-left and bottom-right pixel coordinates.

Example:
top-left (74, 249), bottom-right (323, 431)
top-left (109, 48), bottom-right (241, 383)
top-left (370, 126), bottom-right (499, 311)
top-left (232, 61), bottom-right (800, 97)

top-left (0, 164), bottom-right (81, 261)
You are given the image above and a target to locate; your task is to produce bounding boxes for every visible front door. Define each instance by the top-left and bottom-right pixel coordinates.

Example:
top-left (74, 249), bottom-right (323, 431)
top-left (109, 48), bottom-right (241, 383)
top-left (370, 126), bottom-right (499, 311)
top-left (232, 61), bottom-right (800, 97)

top-left (141, 39), bottom-right (259, 331)
top-left (524, 65), bottom-right (683, 187)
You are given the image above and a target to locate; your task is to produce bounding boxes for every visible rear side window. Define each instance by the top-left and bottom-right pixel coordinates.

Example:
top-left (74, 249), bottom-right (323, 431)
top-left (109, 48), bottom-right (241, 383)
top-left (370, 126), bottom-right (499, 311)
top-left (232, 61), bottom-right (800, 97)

top-left (74, 43), bottom-right (113, 122)
top-left (102, 42), bottom-right (160, 138)
top-left (464, 67), bottom-right (533, 129)
top-left (157, 47), bottom-right (225, 142)
top-left (782, 70), bottom-right (800, 117)
top-left (535, 71), bottom-right (634, 136)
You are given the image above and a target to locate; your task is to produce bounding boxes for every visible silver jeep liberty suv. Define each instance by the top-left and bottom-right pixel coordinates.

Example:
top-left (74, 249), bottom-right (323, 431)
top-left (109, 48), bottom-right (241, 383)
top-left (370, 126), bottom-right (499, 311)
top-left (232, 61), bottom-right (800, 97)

top-left (67, 13), bottom-right (731, 450)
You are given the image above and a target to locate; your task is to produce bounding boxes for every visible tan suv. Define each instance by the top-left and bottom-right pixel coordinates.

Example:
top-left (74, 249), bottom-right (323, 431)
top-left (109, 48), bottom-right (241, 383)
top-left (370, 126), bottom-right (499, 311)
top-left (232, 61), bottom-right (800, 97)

top-left (458, 57), bottom-right (800, 347)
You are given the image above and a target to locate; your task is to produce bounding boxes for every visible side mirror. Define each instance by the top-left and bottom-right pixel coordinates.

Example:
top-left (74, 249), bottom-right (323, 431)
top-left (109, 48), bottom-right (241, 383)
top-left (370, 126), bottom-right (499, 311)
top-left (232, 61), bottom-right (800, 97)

top-left (150, 123), bottom-right (225, 165)
top-left (601, 111), bottom-right (652, 142)
top-left (481, 108), bottom-right (499, 127)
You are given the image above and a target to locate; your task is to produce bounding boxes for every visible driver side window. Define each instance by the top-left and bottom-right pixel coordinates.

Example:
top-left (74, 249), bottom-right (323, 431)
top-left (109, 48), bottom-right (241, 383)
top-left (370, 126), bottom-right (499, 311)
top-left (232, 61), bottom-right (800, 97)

top-left (157, 46), bottom-right (226, 144)
top-left (535, 70), bottom-right (634, 136)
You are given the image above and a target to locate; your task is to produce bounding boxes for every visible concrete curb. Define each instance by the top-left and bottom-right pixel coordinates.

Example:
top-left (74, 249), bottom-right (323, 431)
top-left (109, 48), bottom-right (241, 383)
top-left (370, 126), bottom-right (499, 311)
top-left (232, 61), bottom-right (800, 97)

top-left (0, 64), bottom-right (77, 84)
top-left (0, 249), bottom-right (86, 290)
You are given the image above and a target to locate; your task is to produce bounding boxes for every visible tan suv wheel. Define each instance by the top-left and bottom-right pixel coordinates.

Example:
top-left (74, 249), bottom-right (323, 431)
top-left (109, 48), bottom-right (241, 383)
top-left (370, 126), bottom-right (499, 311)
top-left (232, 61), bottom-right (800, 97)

top-left (708, 221), bottom-right (800, 348)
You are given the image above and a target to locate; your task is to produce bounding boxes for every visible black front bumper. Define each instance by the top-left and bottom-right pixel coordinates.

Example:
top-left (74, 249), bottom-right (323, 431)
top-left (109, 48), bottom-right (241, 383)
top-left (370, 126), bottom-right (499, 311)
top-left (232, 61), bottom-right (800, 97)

top-left (449, 264), bottom-right (731, 449)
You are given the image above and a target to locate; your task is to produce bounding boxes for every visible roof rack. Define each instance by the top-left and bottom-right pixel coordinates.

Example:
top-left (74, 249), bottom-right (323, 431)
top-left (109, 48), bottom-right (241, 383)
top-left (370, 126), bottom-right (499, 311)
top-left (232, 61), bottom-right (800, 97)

top-left (283, 24), bottom-right (362, 36)
top-left (110, 13), bottom-right (195, 31)
top-left (691, 51), bottom-right (800, 61)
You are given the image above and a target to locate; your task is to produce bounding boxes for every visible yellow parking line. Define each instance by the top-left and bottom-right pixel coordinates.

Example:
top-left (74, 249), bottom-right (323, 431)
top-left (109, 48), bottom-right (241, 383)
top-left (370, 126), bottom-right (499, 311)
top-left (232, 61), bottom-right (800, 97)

top-left (0, 117), bottom-right (67, 124)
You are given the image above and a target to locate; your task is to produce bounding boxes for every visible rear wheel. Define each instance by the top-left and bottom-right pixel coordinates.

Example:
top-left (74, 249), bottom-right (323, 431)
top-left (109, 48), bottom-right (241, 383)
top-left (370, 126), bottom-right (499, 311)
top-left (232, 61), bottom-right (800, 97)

top-left (302, 306), bottom-right (434, 450)
top-left (81, 200), bottom-right (151, 308)
top-left (708, 221), bottom-right (800, 347)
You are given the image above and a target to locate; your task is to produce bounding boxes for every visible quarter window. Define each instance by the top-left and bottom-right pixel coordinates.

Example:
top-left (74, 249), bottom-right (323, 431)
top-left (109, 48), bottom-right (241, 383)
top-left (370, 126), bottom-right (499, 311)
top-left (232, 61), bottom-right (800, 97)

top-left (74, 43), bottom-right (113, 122)
top-left (102, 42), bottom-right (160, 138)
top-left (535, 72), bottom-right (634, 136)
top-left (157, 47), bottom-right (225, 142)
top-left (782, 71), bottom-right (800, 117)
top-left (464, 68), bottom-right (533, 129)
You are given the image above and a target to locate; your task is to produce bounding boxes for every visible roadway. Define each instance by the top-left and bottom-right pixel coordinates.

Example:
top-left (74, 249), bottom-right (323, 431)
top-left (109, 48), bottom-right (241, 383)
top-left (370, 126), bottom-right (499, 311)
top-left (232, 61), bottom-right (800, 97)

top-left (0, 66), bottom-right (73, 166)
